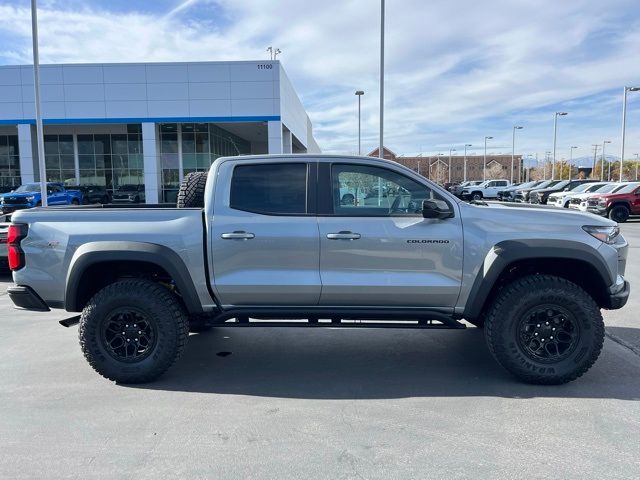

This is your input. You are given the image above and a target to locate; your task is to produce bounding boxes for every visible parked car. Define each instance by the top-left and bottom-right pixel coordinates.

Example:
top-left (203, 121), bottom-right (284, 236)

top-left (514, 180), bottom-right (561, 203)
top-left (450, 180), bottom-right (482, 197)
top-left (529, 179), bottom-right (597, 205)
top-left (586, 182), bottom-right (640, 222)
top-left (7, 155), bottom-right (629, 386)
top-left (568, 183), bottom-right (624, 211)
top-left (111, 184), bottom-right (145, 204)
top-left (70, 185), bottom-right (111, 204)
top-left (498, 180), bottom-right (543, 202)
top-left (0, 182), bottom-right (82, 214)
top-left (460, 179), bottom-right (511, 200)
top-left (548, 182), bottom-right (609, 208)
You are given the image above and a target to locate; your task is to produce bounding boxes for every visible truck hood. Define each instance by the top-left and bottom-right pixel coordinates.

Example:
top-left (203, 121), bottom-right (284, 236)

top-left (467, 201), bottom-right (616, 227)
top-left (2, 191), bottom-right (39, 199)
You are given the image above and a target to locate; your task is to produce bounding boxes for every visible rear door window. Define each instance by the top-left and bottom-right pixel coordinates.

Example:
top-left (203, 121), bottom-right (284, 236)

top-left (230, 163), bottom-right (308, 215)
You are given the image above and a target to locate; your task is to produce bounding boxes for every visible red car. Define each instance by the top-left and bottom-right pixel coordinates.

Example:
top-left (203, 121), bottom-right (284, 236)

top-left (587, 182), bottom-right (640, 222)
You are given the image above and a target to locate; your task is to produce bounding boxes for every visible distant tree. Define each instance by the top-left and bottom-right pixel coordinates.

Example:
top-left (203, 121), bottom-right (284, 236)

top-left (485, 163), bottom-right (505, 180)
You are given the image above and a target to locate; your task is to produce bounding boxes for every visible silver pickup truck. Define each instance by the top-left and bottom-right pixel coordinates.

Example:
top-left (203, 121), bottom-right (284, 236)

top-left (6, 155), bottom-right (630, 385)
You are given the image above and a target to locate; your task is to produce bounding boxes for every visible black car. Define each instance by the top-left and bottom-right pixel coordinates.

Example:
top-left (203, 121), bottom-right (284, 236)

top-left (529, 179), bottom-right (597, 204)
top-left (112, 184), bottom-right (146, 204)
top-left (70, 185), bottom-right (111, 204)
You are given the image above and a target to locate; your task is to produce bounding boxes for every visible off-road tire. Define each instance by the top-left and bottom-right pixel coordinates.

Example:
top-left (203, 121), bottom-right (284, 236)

top-left (177, 171), bottom-right (208, 208)
top-left (79, 279), bottom-right (188, 383)
top-left (484, 274), bottom-right (604, 384)
top-left (471, 192), bottom-right (483, 201)
top-left (608, 204), bottom-right (630, 223)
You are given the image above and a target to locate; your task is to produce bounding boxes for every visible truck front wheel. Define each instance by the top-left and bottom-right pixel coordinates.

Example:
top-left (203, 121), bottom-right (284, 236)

top-left (484, 274), bottom-right (604, 384)
top-left (608, 205), bottom-right (630, 223)
top-left (79, 279), bottom-right (188, 383)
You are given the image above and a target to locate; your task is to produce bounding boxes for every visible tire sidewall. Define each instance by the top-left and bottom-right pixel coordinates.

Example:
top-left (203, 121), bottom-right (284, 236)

top-left (488, 281), bottom-right (602, 381)
top-left (80, 284), bottom-right (181, 382)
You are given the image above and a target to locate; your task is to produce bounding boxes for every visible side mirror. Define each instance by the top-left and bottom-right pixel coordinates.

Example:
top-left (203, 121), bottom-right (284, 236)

top-left (422, 199), bottom-right (454, 219)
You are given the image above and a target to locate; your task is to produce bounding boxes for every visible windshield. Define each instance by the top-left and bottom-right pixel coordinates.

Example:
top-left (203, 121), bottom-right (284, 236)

top-left (550, 180), bottom-right (569, 189)
top-left (596, 183), bottom-right (620, 193)
top-left (615, 183), bottom-right (640, 194)
top-left (583, 183), bottom-right (606, 192)
top-left (13, 183), bottom-right (41, 193)
top-left (530, 180), bottom-right (553, 189)
top-left (569, 183), bottom-right (594, 193)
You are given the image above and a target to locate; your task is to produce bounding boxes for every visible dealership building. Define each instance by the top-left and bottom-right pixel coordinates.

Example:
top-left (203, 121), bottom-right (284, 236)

top-left (0, 60), bottom-right (320, 203)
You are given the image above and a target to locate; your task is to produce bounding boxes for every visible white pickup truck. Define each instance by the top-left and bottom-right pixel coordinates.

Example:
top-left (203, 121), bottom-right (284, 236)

top-left (460, 179), bottom-right (511, 200)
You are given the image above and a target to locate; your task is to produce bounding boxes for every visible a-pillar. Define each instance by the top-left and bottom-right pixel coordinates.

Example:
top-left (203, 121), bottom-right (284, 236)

top-left (17, 123), bottom-right (36, 183)
top-left (267, 121), bottom-right (283, 154)
top-left (142, 122), bottom-right (161, 204)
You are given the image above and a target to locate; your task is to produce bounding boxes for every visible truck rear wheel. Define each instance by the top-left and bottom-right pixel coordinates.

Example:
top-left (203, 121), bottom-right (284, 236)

top-left (484, 274), bottom-right (604, 384)
top-left (79, 279), bottom-right (188, 383)
top-left (177, 171), bottom-right (208, 208)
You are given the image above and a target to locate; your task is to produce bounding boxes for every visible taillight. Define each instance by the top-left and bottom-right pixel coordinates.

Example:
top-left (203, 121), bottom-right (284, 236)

top-left (7, 224), bottom-right (28, 271)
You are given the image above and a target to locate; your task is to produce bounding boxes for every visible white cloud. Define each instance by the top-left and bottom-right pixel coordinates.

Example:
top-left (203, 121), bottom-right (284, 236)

top-left (0, 0), bottom-right (639, 158)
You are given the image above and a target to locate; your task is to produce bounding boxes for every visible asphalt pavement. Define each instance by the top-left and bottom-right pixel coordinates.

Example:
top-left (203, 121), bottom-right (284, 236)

top-left (1, 223), bottom-right (639, 479)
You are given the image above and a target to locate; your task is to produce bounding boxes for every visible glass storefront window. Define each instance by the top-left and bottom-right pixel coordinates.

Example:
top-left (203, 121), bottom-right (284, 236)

top-left (0, 135), bottom-right (20, 188)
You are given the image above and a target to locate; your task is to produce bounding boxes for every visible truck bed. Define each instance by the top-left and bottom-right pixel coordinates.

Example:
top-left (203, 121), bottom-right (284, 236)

top-left (10, 206), bottom-right (214, 310)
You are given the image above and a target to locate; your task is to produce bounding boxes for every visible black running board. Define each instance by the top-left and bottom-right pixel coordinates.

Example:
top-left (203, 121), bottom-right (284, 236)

top-left (59, 315), bottom-right (81, 327)
top-left (204, 308), bottom-right (465, 330)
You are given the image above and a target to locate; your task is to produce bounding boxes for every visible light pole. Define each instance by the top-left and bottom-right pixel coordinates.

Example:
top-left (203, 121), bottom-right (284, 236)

top-left (379, 0), bottom-right (385, 159)
top-left (552, 112), bottom-right (568, 180)
top-left (569, 146), bottom-right (578, 179)
top-left (591, 144), bottom-right (600, 179)
top-left (463, 144), bottom-right (472, 181)
top-left (621, 87), bottom-right (640, 181)
top-left (448, 148), bottom-right (456, 184)
top-left (511, 126), bottom-right (523, 184)
top-left (483, 136), bottom-right (493, 181)
top-left (30, 0), bottom-right (47, 207)
top-left (602, 140), bottom-right (611, 181)
top-left (355, 90), bottom-right (364, 155)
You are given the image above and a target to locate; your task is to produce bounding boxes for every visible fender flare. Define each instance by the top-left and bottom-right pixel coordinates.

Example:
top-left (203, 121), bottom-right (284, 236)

top-left (65, 241), bottom-right (203, 314)
top-left (463, 239), bottom-right (613, 319)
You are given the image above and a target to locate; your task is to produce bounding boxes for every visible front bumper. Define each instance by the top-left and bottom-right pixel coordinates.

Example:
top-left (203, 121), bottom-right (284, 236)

top-left (7, 285), bottom-right (51, 311)
top-left (606, 280), bottom-right (630, 310)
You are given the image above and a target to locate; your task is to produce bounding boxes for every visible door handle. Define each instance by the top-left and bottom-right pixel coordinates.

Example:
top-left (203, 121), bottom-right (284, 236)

top-left (327, 231), bottom-right (361, 240)
top-left (221, 231), bottom-right (255, 240)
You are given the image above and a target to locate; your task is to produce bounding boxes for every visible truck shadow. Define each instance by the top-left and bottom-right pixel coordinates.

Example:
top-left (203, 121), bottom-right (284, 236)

top-left (128, 325), bottom-right (640, 400)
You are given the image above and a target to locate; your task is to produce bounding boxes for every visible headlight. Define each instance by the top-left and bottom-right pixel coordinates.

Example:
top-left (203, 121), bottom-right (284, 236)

top-left (582, 225), bottom-right (620, 244)
top-left (598, 199), bottom-right (606, 206)
top-left (26, 196), bottom-right (35, 201)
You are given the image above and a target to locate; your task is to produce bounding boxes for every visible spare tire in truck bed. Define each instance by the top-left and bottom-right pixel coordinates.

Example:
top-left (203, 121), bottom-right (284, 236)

top-left (177, 172), bottom-right (208, 208)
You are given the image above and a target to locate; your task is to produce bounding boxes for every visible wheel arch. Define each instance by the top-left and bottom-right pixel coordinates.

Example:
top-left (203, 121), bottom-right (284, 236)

top-left (65, 241), bottom-right (203, 315)
top-left (463, 240), bottom-right (613, 321)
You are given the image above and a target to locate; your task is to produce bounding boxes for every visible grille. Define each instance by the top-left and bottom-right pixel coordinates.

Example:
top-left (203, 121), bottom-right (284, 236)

top-left (2, 197), bottom-right (29, 205)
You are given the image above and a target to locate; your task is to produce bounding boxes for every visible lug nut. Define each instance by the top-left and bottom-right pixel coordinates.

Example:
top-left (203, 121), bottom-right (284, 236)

top-left (535, 333), bottom-right (538, 336)
top-left (552, 328), bottom-right (556, 331)
top-left (537, 324), bottom-right (540, 327)
top-left (127, 339), bottom-right (130, 342)
top-left (541, 339), bottom-right (545, 342)
top-left (138, 331), bottom-right (142, 334)
top-left (545, 322), bottom-right (549, 325)
top-left (133, 324), bottom-right (137, 327)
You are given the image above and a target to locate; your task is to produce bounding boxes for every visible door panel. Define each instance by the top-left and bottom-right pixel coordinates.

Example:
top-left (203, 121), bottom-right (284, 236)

top-left (318, 216), bottom-right (463, 307)
top-left (210, 161), bottom-right (321, 307)
top-left (318, 162), bottom-right (463, 307)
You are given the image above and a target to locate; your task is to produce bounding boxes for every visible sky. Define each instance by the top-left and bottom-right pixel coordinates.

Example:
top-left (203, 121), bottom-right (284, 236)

top-left (0, 0), bottom-right (639, 163)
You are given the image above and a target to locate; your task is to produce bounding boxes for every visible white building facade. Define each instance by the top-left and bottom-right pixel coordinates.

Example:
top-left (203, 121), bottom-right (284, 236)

top-left (0, 60), bottom-right (320, 203)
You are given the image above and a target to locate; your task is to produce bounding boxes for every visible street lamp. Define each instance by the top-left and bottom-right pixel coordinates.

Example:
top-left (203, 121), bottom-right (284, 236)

top-left (621, 86), bottom-right (640, 181)
top-left (448, 148), bottom-right (456, 184)
top-left (30, 0), bottom-right (47, 206)
top-left (511, 126), bottom-right (523, 183)
top-left (379, 0), bottom-right (385, 159)
top-left (552, 112), bottom-right (568, 180)
top-left (463, 144), bottom-right (472, 182)
top-left (355, 90), bottom-right (364, 155)
top-left (483, 136), bottom-right (493, 181)
top-left (569, 146), bottom-right (578, 180)
top-left (602, 140), bottom-right (611, 181)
